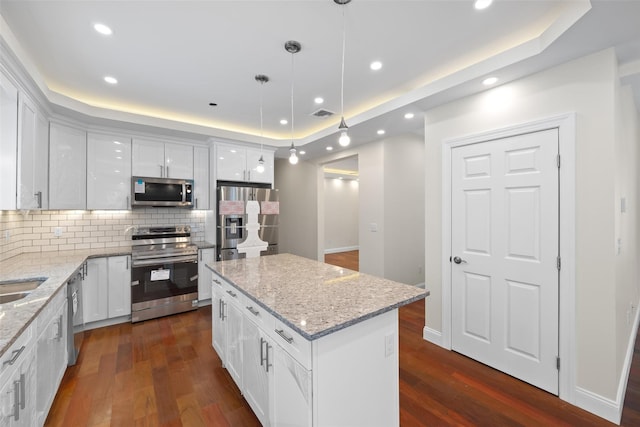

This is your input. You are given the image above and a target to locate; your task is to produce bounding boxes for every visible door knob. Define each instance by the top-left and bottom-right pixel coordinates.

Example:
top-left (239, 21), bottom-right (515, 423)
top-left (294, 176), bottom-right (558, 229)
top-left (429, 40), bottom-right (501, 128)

top-left (453, 256), bottom-right (467, 264)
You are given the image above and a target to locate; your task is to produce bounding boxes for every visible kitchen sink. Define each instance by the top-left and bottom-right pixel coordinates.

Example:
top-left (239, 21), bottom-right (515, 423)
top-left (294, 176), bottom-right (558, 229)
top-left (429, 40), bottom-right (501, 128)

top-left (0, 279), bottom-right (45, 304)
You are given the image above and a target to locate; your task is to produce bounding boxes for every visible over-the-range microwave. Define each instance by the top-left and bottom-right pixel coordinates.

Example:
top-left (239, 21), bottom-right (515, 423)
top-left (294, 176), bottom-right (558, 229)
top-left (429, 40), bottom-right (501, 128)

top-left (131, 176), bottom-right (194, 208)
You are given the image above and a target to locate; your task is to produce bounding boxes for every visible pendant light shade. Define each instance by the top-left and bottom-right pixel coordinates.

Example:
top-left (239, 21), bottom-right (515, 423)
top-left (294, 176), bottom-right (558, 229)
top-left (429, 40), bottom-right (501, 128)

top-left (285, 40), bottom-right (301, 165)
top-left (336, 0), bottom-right (351, 147)
top-left (255, 74), bottom-right (269, 173)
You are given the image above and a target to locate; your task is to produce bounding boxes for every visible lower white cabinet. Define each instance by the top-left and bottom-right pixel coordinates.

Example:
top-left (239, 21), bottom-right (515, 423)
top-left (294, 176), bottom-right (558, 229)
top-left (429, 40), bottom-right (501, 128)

top-left (242, 316), bottom-right (274, 426)
top-left (198, 248), bottom-right (215, 301)
top-left (35, 290), bottom-right (67, 426)
top-left (212, 276), bottom-right (244, 387)
top-left (83, 256), bottom-right (131, 325)
top-left (273, 345), bottom-right (312, 427)
top-left (0, 324), bottom-right (36, 427)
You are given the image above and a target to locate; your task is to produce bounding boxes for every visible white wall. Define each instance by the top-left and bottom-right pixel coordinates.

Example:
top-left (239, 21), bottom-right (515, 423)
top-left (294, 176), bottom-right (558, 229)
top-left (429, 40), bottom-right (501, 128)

top-left (324, 178), bottom-right (359, 253)
top-left (423, 48), bottom-right (640, 416)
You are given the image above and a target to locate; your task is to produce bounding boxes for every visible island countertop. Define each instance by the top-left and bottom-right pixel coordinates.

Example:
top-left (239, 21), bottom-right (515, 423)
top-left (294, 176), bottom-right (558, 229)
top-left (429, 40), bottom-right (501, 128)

top-left (206, 253), bottom-right (428, 340)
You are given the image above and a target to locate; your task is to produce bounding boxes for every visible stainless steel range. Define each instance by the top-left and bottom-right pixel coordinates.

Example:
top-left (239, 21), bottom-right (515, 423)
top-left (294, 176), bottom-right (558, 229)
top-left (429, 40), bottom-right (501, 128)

top-left (130, 225), bottom-right (199, 323)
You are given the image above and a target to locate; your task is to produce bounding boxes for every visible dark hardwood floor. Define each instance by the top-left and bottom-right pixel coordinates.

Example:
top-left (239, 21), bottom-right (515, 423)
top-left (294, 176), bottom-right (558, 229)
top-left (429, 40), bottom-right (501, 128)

top-left (44, 251), bottom-right (640, 426)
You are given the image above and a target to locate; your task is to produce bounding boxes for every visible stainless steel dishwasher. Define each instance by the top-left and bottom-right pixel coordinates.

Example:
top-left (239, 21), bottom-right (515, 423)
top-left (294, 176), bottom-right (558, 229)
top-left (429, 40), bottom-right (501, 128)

top-left (66, 267), bottom-right (84, 365)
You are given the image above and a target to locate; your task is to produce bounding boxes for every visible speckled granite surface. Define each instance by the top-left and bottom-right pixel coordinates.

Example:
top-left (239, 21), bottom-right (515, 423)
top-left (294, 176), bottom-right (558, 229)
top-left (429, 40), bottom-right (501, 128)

top-left (0, 247), bottom-right (132, 357)
top-left (207, 253), bottom-right (428, 340)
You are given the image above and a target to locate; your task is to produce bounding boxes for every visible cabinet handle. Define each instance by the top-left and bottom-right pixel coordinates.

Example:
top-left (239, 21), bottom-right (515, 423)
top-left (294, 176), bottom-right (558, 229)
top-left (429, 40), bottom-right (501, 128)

top-left (2, 346), bottom-right (25, 367)
top-left (12, 380), bottom-right (19, 420)
top-left (275, 329), bottom-right (294, 344)
top-left (213, 279), bottom-right (221, 285)
top-left (35, 191), bottom-right (42, 208)
top-left (247, 170), bottom-right (251, 181)
top-left (221, 300), bottom-right (227, 321)
top-left (56, 314), bottom-right (63, 340)
top-left (260, 337), bottom-right (265, 366)
top-left (246, 306), bottom-right (259, 316)
top-left (160, 165), bottom-right (164, 177)
top-left (126, 256), bottom-right (129, 270)
top-left (166, 166), bottom-right (170, 177)
top-left (195, 198), bottom-right (198, 209)
top-left (126, 196), bottom-right (130, 209)
top-left (199, 251), bottom-right (202, 261)
top-left (226, 290), bottom-right (237, 298)
top-left (19, 373), bottom-right (25, 410)
top-left (265, 340), bottom-right (272, 372)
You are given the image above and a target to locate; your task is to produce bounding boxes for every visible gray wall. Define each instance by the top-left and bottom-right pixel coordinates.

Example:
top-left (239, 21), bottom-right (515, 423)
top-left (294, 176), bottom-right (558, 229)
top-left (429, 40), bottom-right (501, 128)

top-left (324, 178), bottom-right (359, 253)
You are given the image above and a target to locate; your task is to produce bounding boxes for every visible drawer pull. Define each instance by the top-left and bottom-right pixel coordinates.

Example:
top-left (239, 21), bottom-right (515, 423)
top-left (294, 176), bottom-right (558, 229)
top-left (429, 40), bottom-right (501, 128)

top-left (246, 306), bottom-right (259, 316)
top-left (275, 329), bottom-right (294, 344)
top-left (213, 279), bottom-right (222, 285)
top-left (226, 290), bottom-right (237, 298)
top-left (2, 346), bottom-right (25, 367)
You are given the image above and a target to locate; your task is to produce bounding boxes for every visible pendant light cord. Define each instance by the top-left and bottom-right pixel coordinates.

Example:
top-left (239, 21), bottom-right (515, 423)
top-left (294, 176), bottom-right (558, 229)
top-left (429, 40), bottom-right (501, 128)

top-left (259, 79), bottom-right (264, 155)
top-left (340, 5), bottom-right (346, 118)
top-left (290, 50), bottom-right (295, 142)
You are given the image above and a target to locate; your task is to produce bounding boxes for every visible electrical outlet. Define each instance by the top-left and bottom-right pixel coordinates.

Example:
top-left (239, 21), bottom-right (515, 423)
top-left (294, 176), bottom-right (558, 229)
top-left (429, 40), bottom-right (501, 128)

top-left (4, 230), bottom-right (10, 241)
top-left (54, 227), bottom-right (63, 237)
top-left (384, 333), bottom-right (395, 358)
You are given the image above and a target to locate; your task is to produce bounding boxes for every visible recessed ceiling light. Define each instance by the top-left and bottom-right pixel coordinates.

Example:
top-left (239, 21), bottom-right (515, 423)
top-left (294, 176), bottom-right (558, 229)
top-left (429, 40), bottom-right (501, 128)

top-left (280, 119), bottom-right (288, 125)
top-left (377, 129), bottom-right (385, 135)
top-left (326, 146), bottom-right (333, 151)
top-left (94, 23), bottom-right (112, 36)
top-left (314, 97), bottom-right (324, 104)
top-left (299, 151), bottom-right (306, 155)
top-left (104, 76), bottom-right (118, 85)
top-left (404, 112), bottom-right (415, 119)
top-left (474, 0), bottom-right (493, 10)
top-left (483, 76), bottom-right (498, 86)
top-left (370, 61), bottom-right (382, 71)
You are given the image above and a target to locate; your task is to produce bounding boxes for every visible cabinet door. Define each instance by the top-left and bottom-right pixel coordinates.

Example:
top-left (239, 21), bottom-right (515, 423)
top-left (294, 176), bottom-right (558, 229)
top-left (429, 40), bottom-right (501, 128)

top-left (212, 286), bottom-right (226, 361)
top-left (82, 258), bottom-right (108, 323)
top-left (132, 138), bottom-right (165, 177)
top-left (198, 249), bottom-right (214, 301)
top-left (246, 149), bottom-right (274, 184)
top-left (17, 94), bottom-right (48, 210)
top-left (273, 345), bottom-right (312, 427)
top-left (165, 143), bottom-right (193, 179)
top-left (49, 123), bottom-right (87, 209)
top-left (243, 319), bottom-right (273, 426)
top-left (108, 256), bottom-right (131, 318)
top-left (193, 146), bottom-right (209, 209)
top-left (216, 143), bottom-right (247, 182)
top-left (226, 301), bottom-right (243, 389)
top-left (87, 133), bottom-right (132, 209)
top-left (0, 71), bottom-right (18, 210)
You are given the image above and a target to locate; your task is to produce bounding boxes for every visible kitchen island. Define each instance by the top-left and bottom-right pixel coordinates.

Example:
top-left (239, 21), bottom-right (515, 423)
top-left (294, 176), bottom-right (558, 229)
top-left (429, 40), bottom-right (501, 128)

top-left (207, 253), bottom-right (428, 427)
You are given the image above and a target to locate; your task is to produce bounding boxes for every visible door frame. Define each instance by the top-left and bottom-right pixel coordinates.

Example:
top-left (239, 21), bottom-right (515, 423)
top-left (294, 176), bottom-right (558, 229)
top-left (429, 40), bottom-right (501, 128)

top-left (439, 113), bottom-right (576, 402)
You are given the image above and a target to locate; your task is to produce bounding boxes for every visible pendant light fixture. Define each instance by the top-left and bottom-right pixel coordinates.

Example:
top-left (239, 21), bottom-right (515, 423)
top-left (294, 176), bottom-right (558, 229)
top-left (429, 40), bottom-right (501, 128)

top-left (255, 74), bottom-right (268, 174)
top-left (336, 0), bottom-right (351, 147)
top-left (285, 40), bottom-right (301, 165)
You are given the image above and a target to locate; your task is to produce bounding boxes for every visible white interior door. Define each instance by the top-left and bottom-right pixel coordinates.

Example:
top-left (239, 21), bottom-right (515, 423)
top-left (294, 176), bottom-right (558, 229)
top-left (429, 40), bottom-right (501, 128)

top-left (450, 128), bottom-right (559, 394)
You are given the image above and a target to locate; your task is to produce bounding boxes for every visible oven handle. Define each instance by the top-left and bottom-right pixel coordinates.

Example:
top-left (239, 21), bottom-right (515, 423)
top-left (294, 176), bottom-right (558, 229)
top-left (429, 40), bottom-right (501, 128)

top-left (132, 256), bottom-right (198, 267)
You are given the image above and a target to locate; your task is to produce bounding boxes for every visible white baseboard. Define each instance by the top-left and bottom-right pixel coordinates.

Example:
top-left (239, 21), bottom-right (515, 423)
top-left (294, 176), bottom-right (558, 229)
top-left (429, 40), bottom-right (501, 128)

top-left (423, 326), bottom-right (448, 349)
top-left (324, 246), bottom-right (359, 255)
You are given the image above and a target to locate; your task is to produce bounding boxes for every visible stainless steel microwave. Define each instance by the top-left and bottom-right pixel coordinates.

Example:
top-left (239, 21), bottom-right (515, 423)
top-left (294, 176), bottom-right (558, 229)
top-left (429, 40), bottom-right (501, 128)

top-left (131, 176), bottom-right (194, 208)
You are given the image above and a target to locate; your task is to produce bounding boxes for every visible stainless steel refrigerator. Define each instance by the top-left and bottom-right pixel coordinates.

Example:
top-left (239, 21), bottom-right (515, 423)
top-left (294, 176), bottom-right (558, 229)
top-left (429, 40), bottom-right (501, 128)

top-left (216, 182), bottom-right (279, 261)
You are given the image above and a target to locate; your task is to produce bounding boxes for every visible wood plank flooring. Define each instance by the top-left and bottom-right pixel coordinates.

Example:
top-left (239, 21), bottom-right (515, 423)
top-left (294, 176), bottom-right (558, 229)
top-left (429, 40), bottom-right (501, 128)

top-left (44, 251), bottom-right (639, 426)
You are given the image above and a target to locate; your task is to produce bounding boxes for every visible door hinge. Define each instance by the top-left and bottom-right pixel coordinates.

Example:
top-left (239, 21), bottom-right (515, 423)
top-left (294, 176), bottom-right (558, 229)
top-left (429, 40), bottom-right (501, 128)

top-left (557, 154), bottom-right (561, 169)
top-left (556, 356), bottom-right (560, 370)
top-left (556, 256), bottom-right (561, 271)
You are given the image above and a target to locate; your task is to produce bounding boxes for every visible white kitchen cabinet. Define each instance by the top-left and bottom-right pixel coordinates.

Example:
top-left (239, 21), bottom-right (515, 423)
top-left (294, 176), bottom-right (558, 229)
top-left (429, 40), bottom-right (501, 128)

top-left (132, 138), bottom-right (193, 179)
top-left (107, 255), bottom-right (131, 318)
top-left (242, 310), bottom-right (275, 426)
top-left (82, 257), bottom-right (108, 323)
top-left (198, 248), bottom-right (215, 301)
top-left (216, 143), bottom-right (273, 184)
top-left (211, 280), bottom-right (226, 360)
top-left (0, 70), bottom-right (19, 210)
top-left (273, 345), bottom-right (312, 427)
top-left (193, 146), bottom-right (210, 209)
top-left (49, 122), bottom-right (87, 210)
top-left (17, 93), bottom-right (49, 210)
top-left (211, 274), bottom-right (244, 388)
top-left (0, 323), bottom-right (36, 427)
top-left (83, 256), bottom-right (131, 324)
top-left (87, 133), bottom-right (132, 210)
top-left (35, 290), bottom-right (67, 426)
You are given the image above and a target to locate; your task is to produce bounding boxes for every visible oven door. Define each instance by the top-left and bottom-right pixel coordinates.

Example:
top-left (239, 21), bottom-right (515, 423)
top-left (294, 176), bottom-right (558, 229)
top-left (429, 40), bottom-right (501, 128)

top-left (131, 257), bottom-right (198, 316)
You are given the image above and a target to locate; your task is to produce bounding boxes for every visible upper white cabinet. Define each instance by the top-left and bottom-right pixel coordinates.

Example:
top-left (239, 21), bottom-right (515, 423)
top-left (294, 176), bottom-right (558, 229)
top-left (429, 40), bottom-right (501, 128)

top-left (87, 133), bottom-right (132, 210)
top-left (132, 138), bottom-right (193, 179)
top-left (0, 70), bottom-right (19, 210)
top-left (216, 143), bottom-right (273, 184)
top-left (193, 146), bottom-right (210, 209)
top-left (17, 93), bottom-right (49, 210)
top-left (49, 122), bottom-right (87, 210)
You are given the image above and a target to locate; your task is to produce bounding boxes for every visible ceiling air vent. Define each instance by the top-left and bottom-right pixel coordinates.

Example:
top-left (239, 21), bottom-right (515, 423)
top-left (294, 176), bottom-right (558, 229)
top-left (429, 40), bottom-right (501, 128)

top-left (311, 109), bottom-right (335, 118)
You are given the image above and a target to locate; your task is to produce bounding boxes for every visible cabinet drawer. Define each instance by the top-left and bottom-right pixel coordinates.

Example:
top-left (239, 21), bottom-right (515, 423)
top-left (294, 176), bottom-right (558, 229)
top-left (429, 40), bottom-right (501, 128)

top-left (272, 319), bottom-right (312, 370)
top-left (242, 298), bottom-right (275, 332)
top-left (0, 323), bottom-right (33, 380)
top-left (36, 287), bottom-right (66, 334)
top-left (221, 280), bottom-right (244, 307)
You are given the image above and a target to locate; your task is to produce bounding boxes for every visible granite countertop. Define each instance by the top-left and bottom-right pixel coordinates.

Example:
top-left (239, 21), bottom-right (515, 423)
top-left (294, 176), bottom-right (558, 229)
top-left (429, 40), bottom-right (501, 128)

top-left (0, 247), bottom-right (132, 357)
top-left (207, 253), bottom-right (428, 340)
